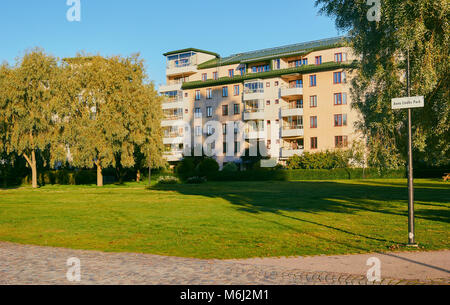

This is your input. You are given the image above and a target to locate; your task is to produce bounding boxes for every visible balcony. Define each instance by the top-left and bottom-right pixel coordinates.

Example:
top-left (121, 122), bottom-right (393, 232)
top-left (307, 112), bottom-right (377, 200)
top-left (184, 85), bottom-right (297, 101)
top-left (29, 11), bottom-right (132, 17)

top-left (163, 132), bottom-right (184, 145)
top-left (243, 109), bottom-right (265, 121)
top-left (281, 148), bottom-right (304, 158)
top-left (244, 130), bottom-right (265, 139)
top-left (280, 86), bottom-right (303, 99)
top-left (161, 115), bottom-right (184, 127)
top-left (281, 106), bottom-right (303, 117)
top-left (281, 124), bottom-right (304, 138)
top-left (166, 58), bottom-right (198, 76)
top-left (243, 88), bottom-right (265, 101)
top-left (163, 151), bottom-right (184, 162)
top-left (162, 96), bottom-right (187, 110)
top-left (159, 82), bottom-right (182, 93)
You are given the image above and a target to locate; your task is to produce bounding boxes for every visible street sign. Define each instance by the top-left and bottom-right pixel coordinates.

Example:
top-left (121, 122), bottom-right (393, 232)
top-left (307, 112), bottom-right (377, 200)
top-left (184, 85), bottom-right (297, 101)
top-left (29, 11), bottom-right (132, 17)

top-left (391, 96), bottom-right (424, 110)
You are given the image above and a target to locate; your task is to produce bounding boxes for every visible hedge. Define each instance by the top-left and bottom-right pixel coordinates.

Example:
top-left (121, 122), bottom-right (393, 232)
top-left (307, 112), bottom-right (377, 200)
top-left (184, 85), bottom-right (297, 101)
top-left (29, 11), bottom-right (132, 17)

top-left (22, 170), bottom-right (97, 186)
top-left (208, 168), bottom-right (406, 182)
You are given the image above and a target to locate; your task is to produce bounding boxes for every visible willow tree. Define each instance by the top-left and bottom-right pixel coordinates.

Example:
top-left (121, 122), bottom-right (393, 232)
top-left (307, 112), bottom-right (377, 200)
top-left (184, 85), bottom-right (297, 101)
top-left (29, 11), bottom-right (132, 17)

top-left (61, 54), bottom-right (164, 186)
top-left (1, 49), bottom-right (59, 188)
top-left (316, 0), bottom-right (449, 168)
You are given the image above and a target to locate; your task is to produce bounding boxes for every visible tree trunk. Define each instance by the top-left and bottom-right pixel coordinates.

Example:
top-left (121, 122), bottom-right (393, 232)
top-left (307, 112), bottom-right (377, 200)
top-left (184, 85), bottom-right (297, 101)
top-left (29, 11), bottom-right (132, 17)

top-left (24, 151), bottom-right (38, 189)
top-left (148, 167), bottom-right (151, 186)
top-left (31, 150), bottom-right (38, 188)
top-left (136, 170), bottom-right (141, 182)
top-left (96, 161), bottom-right (103, 187)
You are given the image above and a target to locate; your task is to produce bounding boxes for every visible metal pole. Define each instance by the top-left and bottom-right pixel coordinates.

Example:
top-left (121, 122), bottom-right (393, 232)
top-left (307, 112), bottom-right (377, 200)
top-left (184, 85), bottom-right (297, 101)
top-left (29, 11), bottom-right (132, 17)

top-left (406, 49), bottom-right (416, 246)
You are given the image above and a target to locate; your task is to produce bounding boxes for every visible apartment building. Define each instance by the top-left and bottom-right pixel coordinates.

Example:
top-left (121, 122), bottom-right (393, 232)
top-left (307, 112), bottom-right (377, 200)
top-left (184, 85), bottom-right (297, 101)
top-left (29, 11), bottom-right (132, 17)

top-left (159, 37), bottom-right (361, 167)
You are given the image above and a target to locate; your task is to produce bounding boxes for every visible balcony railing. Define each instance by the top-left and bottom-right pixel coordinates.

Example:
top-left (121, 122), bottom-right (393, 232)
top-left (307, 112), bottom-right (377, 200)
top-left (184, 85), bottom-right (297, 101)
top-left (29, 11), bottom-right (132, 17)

top-left (283, 124), bottom-right (303, 130)
top-left (164, 132), bottom-right (184, 138)
top-left (164, 115), bottom-right (183, 121)
top-left (167, 59), bottom-right (196, 69)
top-left (244, 88), bottom-right (264, 94)
top-left (164, 96), bottom-right (184, 103)
top-left (282, 103), bottom-right (303, 110)
top-left (244, 108), bottom-right (264, 113)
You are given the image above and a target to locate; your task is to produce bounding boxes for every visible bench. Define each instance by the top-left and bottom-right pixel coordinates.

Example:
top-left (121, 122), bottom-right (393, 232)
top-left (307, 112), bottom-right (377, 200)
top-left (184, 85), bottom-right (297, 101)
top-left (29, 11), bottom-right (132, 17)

top-left (443, 173), bottom-right (450, 182)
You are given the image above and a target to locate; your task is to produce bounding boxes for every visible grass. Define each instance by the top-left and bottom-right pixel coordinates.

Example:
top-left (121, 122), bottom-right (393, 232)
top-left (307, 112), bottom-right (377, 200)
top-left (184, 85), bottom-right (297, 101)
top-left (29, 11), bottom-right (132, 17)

top-left (0, 179), bottom-right (448, 259)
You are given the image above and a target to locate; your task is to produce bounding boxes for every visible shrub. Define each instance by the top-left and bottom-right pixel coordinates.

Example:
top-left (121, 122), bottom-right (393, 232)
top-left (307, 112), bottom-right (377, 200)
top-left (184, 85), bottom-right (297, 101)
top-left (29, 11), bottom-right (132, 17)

top-left (222, 162), bottom-right (238, 173)
top-left (286, 150), bottom-right (351, 170)
top-left (186, 176), bottom-right (207, 184)
top-left (196, 158), bottom-right (219, 178)
top-left (175, 158), bottom-right (196, 180)
top-left (156, 176), bottom-right (179, 185)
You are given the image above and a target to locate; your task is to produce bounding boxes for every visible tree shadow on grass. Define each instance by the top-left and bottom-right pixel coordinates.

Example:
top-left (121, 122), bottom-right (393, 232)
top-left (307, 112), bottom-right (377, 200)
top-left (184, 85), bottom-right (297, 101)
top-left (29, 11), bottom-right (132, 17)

top-left (152, 181), bottom-right (450, 251)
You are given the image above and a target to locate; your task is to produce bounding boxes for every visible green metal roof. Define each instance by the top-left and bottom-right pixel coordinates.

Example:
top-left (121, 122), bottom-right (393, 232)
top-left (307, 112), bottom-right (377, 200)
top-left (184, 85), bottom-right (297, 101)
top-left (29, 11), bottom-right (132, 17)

top-left (197, 36), bottom-right (347, 69)
top-left (163, 48), bottom-right (220, 58)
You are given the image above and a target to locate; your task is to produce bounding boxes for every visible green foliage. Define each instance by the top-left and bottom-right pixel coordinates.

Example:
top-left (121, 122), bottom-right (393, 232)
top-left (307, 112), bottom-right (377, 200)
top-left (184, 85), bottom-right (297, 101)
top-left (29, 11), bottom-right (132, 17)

top-left (186, 176), bottom-right (207, 184)
top-left (315, 0), bottom-right (449, 168)
top-left (22, 170), bottom-right (97, 186)
top-left (222, 162), bottom-right (239, 173)
top-left (196, 158), bottom-right (220, 177)
top-left (286, 150), bottom-right (351, 170)
top-left (209, 168), bottom-right (406, 182)
top-left (175, 158), bottom-right (196, 180)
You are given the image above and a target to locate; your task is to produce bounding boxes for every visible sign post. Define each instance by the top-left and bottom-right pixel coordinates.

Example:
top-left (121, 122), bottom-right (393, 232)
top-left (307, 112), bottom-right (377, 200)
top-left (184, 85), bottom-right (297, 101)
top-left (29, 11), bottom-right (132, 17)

top-left (391, 51), bottom-right (423, 246)
top-left (391, 95), bottom-right (423, 246)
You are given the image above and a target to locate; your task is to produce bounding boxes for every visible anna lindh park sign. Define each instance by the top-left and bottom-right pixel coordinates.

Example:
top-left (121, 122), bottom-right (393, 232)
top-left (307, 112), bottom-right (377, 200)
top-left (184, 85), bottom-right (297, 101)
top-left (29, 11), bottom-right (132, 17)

top-left (391, 96), bottom-right (424, 110)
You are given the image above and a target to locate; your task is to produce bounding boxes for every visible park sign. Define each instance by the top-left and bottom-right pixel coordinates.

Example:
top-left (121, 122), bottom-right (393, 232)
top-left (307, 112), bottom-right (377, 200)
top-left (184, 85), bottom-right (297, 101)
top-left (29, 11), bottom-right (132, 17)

top-left (391, 96), bottom-right (424, 110)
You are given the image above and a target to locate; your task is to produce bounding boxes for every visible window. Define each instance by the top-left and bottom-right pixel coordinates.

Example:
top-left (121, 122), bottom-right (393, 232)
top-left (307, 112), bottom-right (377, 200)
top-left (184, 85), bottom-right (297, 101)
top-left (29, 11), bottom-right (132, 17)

top-left (315, 56), bottom-right (322, 65)
top-left (334, 53), bottom-right (343, 63)
top-left (303, 58), bottom-right (308, 65)
top-left (275, 99), bottom-right (279, 105)
top-left (233, 85), bottom-right (240, 96)
top-left (185, 109), bottom-right (188, 114)
top-left (309, 75), bottom-right (317, 87)
top-left (334, 72), bottom-right (346, 84)
top-left (222, 105), bottom-right (228, 116)
top-left (310, 116), bottom-right (317, 128)
top-left (206, 125), bottom-right (213, 136)
top-left (239, 66), bottom-right (246, 76)
top-left (184, 92), bottom-right (188, 97)
top-left (335, 136), bottom-right (348, 148)
top-left (195, 126), bottom-right (201, 136)
top-left (234, 141), bottom-right (240, 154)
top-left (223, 142), bottom-right (227, 154)
top-left (206, 106), bottom-right (212, 118)
top-left (234, 104), bottom-right (240, 115)
top-left (310, 95), bottom-right (318, 108)
top-left (222, 124), bottom-right (227, 135)
top-left (311, 137), bottom-right (318, 149)
top-left (206, 88), bottom-right (212, 99)
top-left (222, 86), bottom-right (228, 97)
top-left (228, 69), bottom-right (234, 78)
top-left (195, 90), bottom-right (201, 101)
top-left (251, 64), bottom-right (270, 73)
top-left (234, 121), bottom-right (239, 134)
top-left (194, 107), bottom-right (202, 118)
top-left (202, 73), bottom-right (207, 81)
top-left (275, 81), bottom-right (279, 86)
top-left (273, 58), bottom-right (281, 70)
top-left (289, 79), bottom-right (303, 88)
top-left (266, 82), bottom-right (270, 88)
top-left (334, 93), bottom-right (347, 105)
top-left (334, 114), bottom-right (348, 126)
top-left (266, 100), bottom-right (271, 106)
top-left (213, 72), bottom-right (218, 80)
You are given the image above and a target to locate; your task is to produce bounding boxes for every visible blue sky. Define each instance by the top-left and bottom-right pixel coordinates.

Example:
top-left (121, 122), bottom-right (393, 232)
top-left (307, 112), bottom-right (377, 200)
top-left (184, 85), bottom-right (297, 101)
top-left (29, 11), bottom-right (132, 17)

top-left (0, 0), bottom-right (342, 87)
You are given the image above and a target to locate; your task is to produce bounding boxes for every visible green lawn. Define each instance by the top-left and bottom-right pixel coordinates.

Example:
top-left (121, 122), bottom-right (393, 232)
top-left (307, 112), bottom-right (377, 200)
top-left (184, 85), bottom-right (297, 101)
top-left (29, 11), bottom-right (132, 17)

top-left (0, 179), bottom-right (448, 259)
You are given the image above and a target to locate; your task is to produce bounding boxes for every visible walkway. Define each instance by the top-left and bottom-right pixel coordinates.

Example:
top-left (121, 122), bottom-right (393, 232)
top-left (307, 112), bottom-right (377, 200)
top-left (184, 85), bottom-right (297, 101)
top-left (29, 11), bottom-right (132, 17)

top-left (0, 242), bottom-right (448, 285)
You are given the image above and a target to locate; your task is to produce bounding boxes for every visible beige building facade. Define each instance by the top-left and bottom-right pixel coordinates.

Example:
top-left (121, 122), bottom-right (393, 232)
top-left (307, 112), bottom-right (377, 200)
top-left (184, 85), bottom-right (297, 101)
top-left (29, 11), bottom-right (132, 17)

top-left (159, 37), bottom-right (361, 167)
